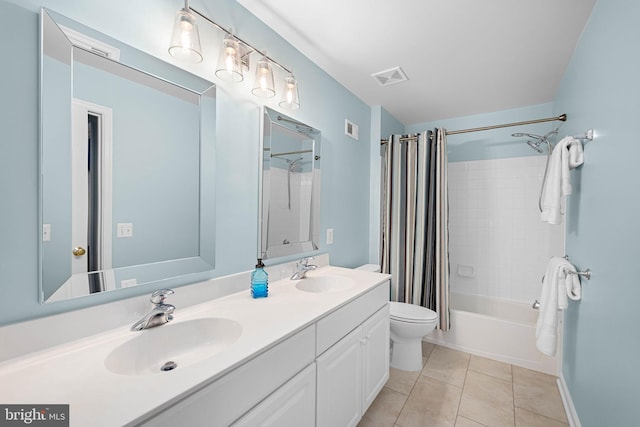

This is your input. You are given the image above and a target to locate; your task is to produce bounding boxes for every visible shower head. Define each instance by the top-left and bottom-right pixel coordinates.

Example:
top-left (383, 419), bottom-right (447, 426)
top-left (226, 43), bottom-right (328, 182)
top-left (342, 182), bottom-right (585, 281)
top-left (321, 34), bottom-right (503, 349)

top-left (287, 157), bottom-right (304, 172)
top-left (526, 140), bottom-right (544, 153)
top-left (511, 132), bottom-right (543, 140)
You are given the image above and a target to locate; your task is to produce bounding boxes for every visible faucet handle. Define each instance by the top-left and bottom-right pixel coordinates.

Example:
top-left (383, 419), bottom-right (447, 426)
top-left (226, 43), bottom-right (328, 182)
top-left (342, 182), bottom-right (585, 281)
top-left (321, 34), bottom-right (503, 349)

top-left (298, 256), bottom-right (315, 266)
top-left (150, 289), bottom-right (174, 304)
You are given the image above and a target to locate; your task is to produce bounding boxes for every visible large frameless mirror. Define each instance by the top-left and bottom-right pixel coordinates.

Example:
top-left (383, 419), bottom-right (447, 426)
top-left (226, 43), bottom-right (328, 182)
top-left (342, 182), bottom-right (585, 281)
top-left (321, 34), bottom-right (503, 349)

top-left (40, 9), bottom-right (216, 302)
top-left (259, 107), bottom-right (321, 260)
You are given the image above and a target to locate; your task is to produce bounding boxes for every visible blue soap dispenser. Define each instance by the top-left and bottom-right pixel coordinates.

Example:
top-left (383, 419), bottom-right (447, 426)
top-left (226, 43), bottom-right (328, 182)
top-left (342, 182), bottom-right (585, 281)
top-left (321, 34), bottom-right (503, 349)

top-left (251, 258), bottom-right (268, 298)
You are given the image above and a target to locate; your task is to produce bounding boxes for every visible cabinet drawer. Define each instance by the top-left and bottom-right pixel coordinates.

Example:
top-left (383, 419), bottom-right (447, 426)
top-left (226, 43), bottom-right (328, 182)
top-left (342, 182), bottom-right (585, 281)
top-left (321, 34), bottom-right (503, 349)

top-left (316, 281), bottom-right (389, 356)
top-left (138, 325), bottom-right (315, 427)
top-left (232, 363), bottom-right (316, 427)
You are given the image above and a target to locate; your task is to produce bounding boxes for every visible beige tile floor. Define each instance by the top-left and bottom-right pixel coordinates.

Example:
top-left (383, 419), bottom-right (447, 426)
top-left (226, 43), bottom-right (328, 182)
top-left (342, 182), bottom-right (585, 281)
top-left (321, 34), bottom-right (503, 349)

top-left (359, 343), bottom-right (569, 427)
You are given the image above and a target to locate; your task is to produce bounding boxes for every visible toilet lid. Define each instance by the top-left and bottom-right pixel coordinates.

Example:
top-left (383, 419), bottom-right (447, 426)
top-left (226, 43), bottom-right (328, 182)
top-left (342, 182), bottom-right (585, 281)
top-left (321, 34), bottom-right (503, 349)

top-left (389, 301), bottom-right (438, 322)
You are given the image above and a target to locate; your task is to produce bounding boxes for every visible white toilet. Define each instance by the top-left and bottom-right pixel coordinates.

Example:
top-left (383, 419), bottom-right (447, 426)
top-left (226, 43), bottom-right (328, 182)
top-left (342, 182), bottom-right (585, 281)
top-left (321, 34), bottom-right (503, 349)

top-left (388, 301), bottom-right (438, 371)
top-left (356, 264), bottom-right (438, 372)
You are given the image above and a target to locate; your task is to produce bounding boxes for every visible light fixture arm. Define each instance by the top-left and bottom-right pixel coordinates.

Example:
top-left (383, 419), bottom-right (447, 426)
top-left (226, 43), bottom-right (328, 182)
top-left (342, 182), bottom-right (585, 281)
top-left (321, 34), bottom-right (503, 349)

top-left (188, 6), bottom-right (292, 75)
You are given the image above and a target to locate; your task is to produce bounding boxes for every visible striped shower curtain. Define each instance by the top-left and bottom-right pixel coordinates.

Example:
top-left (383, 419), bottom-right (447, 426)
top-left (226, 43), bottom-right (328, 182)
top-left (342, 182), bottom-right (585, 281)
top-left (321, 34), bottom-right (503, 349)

top-left (380, 129), bottom-right (450, 330)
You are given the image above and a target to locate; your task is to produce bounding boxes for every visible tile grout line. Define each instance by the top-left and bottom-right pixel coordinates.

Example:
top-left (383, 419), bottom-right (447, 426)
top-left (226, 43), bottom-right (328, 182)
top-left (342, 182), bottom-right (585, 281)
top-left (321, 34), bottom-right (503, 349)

top-left (511, 364), bottom-right (516, 427)
top-left (455, 356), bottom-right (471, 424)
top-left (392, 345), bottom-right (437, 427)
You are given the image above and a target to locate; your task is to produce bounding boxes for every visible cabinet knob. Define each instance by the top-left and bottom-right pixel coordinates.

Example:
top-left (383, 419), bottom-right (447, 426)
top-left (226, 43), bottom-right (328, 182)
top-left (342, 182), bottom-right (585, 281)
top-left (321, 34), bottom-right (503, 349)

top-left (72, 247), bottom-right (86, 256)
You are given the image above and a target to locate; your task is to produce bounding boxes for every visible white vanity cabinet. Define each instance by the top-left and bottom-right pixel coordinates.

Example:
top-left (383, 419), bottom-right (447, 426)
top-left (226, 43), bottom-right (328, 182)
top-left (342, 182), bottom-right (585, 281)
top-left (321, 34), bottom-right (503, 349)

top-left (138, 325), bottom-right (316, 427)
top-left (316, 283), bottom-right (390, 427)
top-left (138, 280), bottom-right (390, 427)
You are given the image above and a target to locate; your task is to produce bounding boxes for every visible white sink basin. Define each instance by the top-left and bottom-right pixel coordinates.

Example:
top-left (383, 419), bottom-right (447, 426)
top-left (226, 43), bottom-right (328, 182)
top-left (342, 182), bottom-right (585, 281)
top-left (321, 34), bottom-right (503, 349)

top-left (105, 318), bottom-right (242, 376)
top-left (295, 275), bottom-right (355, 293)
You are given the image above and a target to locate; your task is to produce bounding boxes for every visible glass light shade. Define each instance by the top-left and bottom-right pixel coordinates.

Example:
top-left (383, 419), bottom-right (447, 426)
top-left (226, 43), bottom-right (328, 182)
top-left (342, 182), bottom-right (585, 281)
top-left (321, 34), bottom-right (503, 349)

top-left (215, 35), bottom-right (243, 82)
top-left (279, 74), bottom-right (300, 110)
top-left (168, 8), bottom-right (203, 63)
top-left (251, 57), bottom-right (276, 98)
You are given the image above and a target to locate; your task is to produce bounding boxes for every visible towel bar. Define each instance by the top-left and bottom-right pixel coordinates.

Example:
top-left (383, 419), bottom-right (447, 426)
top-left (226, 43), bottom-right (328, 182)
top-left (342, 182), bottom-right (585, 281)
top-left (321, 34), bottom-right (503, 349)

top-left (565, 268), bottom-right (591, 280)
top-left (572, 129), bottom-right (593, 141)
top-left (562, 255), bottom-right (591, 280)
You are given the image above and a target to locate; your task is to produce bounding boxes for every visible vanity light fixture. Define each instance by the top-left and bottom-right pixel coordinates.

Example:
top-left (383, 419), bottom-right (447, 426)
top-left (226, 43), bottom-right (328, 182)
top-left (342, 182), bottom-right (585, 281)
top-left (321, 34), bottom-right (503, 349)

top-left (252, 55), bottom-right (276, 98)
top-left (279, 73), bottom-right (300, 110)
top-left (169, 2), bottom-right (300, 107)
top-left (215, 34), bottom-right (243, 82)
top-left (168, 0), bottom-right (203, 63)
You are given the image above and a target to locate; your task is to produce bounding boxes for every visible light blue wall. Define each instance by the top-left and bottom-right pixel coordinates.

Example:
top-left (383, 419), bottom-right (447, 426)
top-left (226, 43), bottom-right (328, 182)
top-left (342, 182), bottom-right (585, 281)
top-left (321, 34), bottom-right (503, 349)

top-left (553, 0), bottom-right (640, 425)
top-left (407, 103), bottom-right (557, 162)
top-left (0, 0), bottom-right (372, 325)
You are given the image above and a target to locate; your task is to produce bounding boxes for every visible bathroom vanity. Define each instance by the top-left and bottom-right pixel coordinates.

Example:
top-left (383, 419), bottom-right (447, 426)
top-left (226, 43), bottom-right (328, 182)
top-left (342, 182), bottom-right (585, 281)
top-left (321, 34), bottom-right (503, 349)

top-left (0, 263), bottom-right (390, 427)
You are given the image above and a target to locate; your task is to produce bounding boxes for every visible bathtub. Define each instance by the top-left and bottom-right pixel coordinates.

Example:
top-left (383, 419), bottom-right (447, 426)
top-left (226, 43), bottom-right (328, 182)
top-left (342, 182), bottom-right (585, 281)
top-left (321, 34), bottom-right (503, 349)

top-left (424, 292), bottom-right (559, 375)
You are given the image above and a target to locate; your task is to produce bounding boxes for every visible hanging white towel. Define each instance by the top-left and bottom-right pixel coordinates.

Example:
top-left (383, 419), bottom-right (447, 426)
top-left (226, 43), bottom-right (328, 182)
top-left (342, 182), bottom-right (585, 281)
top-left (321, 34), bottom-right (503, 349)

top-left (536, 257), bottom-right (582, 356)
top-left (540, 136), bottom-right (584, 225)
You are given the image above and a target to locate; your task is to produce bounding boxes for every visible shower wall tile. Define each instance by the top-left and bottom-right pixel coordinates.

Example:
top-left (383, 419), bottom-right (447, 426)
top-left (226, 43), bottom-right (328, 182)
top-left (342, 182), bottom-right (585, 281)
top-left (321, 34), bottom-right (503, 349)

top-left (448, 156), bottom-right (565, 304)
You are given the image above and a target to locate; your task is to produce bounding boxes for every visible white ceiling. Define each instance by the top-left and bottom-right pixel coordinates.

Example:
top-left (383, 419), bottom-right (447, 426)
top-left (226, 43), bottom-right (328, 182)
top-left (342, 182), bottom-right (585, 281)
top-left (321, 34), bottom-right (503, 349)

top-left (236, 0), bottom-right (595, 125)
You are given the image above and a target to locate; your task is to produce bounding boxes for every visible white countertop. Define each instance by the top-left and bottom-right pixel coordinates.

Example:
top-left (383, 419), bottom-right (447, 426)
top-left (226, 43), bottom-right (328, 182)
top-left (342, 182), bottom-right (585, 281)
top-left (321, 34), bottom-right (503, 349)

top-left (0, 266), bottom-right (389, 426)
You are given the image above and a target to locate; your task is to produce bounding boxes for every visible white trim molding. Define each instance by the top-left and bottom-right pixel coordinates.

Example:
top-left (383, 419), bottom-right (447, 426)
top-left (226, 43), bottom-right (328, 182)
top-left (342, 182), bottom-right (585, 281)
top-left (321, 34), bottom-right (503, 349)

top-left (558, 373), bottom-right (581, 427)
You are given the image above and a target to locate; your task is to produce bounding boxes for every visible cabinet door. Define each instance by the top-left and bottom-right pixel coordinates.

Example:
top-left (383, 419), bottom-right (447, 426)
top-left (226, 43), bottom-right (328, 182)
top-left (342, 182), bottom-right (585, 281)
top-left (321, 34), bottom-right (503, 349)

top-left (232, 363), bottom-right (316, 427)
top-left (316, 327), bottom-right (363, 427)
top-left (361, 305), bottom-right (390, 412)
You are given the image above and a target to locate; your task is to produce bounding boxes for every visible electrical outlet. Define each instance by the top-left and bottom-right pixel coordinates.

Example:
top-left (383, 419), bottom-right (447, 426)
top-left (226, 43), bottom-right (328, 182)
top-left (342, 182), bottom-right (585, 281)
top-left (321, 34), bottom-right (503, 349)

top-left (327, 228), bottom-right (334, 245)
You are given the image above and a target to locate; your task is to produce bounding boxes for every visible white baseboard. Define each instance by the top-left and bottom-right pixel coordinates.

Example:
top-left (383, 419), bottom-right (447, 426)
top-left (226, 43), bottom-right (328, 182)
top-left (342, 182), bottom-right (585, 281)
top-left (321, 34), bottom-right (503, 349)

top-left (557, 373), bottom-right (581, 427)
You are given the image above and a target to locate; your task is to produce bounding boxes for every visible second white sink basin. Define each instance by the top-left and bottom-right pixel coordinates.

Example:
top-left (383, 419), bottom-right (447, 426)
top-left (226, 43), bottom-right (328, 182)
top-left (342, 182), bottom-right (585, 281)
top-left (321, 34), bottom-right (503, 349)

top-left (295, 275), bottom-right (355, 293)
top-left (105, 318), bottom-right (242, 376)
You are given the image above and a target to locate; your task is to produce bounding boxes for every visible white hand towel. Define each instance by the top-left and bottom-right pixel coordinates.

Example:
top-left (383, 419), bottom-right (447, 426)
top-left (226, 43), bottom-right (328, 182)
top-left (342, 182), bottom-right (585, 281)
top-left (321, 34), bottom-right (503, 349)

top-left (540, 136), bottom-right (584, 225)
top-left (564, 263), bottom-right (582, 301)
top-left (536, 257), bottom-right (564, 355)
top-left (536, 257), bottom-right (582, 356)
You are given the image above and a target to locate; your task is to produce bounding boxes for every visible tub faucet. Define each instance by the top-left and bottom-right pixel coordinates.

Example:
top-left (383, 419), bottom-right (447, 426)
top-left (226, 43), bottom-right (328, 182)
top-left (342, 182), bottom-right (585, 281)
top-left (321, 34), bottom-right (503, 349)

top-left (291, 257), bottom-right (318, 280)
top-left (131, 289), bottom-right (175, 331)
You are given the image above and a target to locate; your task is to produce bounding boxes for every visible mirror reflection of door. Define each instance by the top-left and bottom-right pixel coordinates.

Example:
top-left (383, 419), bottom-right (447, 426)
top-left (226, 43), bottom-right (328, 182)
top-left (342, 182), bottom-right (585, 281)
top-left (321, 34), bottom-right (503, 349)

top-left (71, 99), bottom-right (113, 293)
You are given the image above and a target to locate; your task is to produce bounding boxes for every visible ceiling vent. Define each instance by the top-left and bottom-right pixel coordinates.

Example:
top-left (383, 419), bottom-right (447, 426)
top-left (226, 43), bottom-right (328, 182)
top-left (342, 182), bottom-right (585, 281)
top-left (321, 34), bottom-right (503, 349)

top-left (371, 66), bottom-right (409, 87)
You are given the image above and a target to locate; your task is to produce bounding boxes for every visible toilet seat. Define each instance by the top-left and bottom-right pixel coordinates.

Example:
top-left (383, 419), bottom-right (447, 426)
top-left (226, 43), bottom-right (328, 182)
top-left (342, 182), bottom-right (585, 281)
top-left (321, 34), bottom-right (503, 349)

top-left (389, 302), bottom-right (438, 323)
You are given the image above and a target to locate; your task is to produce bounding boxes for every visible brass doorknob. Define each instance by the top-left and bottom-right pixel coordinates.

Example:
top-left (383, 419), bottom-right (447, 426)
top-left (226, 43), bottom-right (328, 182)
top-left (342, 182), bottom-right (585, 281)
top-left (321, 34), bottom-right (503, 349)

top-left (72, 247), bottom-right (86, 256)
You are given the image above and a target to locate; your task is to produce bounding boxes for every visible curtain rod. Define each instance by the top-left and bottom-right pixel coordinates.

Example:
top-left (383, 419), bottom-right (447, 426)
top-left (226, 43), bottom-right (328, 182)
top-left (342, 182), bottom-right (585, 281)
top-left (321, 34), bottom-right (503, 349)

top-left (380, 113), bottom-right (567, 145)
top-left (270, 149), bottom-right (313, 157)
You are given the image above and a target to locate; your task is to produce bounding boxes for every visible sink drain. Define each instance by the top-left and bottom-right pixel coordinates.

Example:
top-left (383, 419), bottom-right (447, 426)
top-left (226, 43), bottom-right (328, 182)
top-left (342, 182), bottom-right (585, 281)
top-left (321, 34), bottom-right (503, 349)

top-left (160, 361), bottom-right (178, 372)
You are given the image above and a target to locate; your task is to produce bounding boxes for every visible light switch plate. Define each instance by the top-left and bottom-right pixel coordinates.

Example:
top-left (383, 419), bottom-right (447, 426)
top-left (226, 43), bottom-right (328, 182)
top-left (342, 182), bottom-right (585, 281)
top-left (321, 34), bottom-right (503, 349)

top-left (117, 223), bottom-right (133, 238)
top-left (42, 224), bottom-right (51, 242)
top-left (120, 279), bottom-right (137, 288)
top-left (326, 228), bottom-right (334, 245)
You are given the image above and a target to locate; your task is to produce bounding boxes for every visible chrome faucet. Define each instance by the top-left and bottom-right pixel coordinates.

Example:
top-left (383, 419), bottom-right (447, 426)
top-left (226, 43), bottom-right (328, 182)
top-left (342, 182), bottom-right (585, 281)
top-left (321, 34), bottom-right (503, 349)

top-left (290, 257), bottom-right (318, 280)
top-left (131, 289), bottom-right (175, 331)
